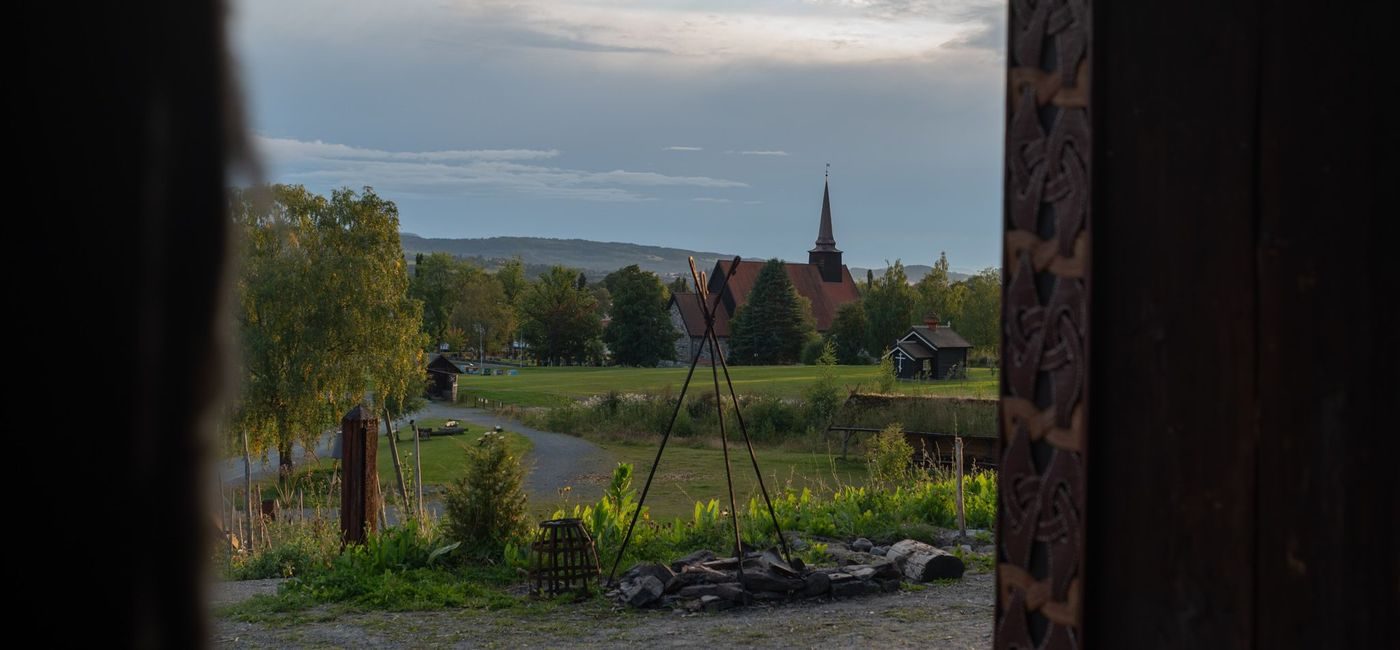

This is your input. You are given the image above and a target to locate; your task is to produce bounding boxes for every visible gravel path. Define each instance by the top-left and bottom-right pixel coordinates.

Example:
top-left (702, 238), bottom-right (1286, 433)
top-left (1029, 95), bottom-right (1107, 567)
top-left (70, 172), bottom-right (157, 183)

top-left (218, 401), bottom-right (615, 505)
top-left (213, 571), bottom-right (994, 648)
top-left (408, 402), bottom-right (614, 504)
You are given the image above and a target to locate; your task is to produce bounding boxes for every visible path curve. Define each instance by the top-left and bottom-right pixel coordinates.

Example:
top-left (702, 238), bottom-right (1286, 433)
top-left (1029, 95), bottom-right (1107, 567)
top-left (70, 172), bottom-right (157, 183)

top-left (408, 401), bottom-right (614, 503)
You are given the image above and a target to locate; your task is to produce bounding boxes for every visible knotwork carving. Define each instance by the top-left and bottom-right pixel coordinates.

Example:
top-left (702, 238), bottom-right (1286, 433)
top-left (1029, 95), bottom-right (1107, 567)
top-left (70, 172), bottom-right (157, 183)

top-left (998, 0), bottom-right (1091, 647)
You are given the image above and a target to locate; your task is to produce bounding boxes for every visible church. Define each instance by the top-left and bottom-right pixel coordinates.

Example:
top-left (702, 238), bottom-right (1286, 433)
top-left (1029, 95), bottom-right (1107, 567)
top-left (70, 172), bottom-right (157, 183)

top-left (669, 178), bottom-right (862, 363)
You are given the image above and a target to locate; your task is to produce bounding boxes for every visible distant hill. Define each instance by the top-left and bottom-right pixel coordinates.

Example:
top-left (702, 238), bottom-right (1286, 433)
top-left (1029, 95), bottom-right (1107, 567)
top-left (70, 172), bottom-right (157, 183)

top-left (848, 264), bottom-right (970, 284)
top-left (400, 234), bottom-right (971, 283)
top-left (400, 234), bottom-right (733, 280)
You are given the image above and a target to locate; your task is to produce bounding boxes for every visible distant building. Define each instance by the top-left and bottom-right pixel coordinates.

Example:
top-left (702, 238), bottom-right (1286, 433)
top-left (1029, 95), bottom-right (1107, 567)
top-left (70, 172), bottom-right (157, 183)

top-left (885, 315), bottom-right (972, 380)
top-left (425, 353), bottom-right (472, 400)
top-left (669, 178), bottom-right (861, 362)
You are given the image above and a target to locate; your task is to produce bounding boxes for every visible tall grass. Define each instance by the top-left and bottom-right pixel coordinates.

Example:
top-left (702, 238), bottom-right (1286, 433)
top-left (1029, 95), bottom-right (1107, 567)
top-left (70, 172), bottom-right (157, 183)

top-left (522, 389), bottom-right (829, 445)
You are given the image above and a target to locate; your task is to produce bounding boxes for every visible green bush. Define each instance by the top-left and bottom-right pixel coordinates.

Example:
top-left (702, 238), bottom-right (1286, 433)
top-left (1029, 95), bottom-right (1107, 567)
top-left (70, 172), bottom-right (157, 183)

top-left (868, 423), bottom-right (915, 487)
top-left (799, 337), bottom-right (826, 365)
top-left (442, 431), bottom-right (530, 558)
top-left (802, 340), bottom-right (844, 430)
top-left (226, 518), bottom-right (340, 580)
top-left (876, 353), bottom-right (897, 393)
top-left (743, 397), bottom-right (804, 442)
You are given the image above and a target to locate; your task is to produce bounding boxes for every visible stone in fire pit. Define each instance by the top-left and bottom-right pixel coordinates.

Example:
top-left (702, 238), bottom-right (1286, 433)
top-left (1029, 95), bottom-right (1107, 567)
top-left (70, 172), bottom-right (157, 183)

top-left (610, 539), bottom-right (964, 611)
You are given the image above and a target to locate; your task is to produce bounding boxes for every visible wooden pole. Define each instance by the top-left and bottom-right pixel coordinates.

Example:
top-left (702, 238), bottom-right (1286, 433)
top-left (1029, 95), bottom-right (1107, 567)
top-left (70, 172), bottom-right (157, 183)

top-left (240, 429), bottom-right (255, 552)
top-left (379, 481), bottom-right (389, 529)
top-left (384, 408), bottom-right (410, 508)
top-left (955, 436), bottom-right (966, 539)
top-left (412, 420), bottom-right (424, 526)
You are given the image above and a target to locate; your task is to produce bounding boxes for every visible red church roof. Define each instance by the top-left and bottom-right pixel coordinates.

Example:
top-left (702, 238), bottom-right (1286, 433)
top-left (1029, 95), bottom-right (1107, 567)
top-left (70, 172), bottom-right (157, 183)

top-left (712, 259), bottom-right (860, 333)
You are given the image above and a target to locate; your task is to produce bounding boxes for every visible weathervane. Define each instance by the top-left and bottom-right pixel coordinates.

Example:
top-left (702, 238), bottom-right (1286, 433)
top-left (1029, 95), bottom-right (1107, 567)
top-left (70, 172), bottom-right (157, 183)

top-left (825, 162), bottom-right (830, 179)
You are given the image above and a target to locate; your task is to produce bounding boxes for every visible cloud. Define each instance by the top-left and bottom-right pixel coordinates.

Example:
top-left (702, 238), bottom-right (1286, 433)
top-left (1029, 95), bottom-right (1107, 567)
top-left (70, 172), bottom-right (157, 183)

top-left (664, 146), bottom-right (703, 151)
top-left (739, 150), bottom-right (790, 157)
top-left (692, 197), bottom-right (732, 203)
top-left (256, 135), bottom-right (746, 202)
top-left (444, 0), bottom-right (984, 65)
top-left (259, 136), bottom-right (560, 163)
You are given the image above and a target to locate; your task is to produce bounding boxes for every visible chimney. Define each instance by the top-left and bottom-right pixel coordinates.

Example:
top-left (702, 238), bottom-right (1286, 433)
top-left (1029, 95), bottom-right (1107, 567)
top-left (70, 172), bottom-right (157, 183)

top-left (924, 314), bottom-right (940, 330)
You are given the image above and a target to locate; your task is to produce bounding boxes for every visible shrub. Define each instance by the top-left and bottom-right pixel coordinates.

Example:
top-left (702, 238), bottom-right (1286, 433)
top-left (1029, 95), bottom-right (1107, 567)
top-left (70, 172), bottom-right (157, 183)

top-left (799, 337), bottom-right (826, 365)
top-left (442, 431), bottom-right (530, 558)
top-left (227, 518), bottom-right (339, 579)
top-left (868, 423), bottom-right (914, 487)
top-left (876, 352), bottom-right (897, 393)
top-left (743, 396), bottom-right (805, 441)
top-left (802, 340), bottom-right (844, 430)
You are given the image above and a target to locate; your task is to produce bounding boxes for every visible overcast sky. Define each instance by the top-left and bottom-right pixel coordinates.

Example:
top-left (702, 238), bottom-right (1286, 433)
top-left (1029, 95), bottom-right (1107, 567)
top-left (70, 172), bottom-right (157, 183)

top-left (231, 0), bottom-right (1006, 272)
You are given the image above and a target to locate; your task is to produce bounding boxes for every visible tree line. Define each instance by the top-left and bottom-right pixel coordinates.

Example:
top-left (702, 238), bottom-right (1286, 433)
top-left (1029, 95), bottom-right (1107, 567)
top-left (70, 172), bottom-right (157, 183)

top-left (728, 255), bottom-right (1001, 366)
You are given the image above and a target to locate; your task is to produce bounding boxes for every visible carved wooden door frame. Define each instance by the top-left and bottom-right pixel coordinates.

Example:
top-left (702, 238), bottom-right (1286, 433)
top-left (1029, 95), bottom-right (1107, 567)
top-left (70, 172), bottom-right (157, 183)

top-left (997, 1), bottom-right (1092, 647)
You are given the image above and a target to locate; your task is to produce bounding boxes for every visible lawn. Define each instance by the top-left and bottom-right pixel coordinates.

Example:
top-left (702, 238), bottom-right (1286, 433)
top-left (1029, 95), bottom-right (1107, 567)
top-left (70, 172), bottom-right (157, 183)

top-left (456, 365), bottom-right (999, 407)
top-left (379, 418), bottom-right (532, 487)
top-left (244, 419), bottom-right (532, 508)
top-left (534, 437), bottom-right (871, 521)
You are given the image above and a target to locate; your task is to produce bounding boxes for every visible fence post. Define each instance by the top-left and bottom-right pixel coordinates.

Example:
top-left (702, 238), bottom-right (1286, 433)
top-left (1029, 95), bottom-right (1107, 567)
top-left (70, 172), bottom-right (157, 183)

top-left (955, 436), bottom-right (966, 538)
top-left (340, 405), bottom-right (380, 545)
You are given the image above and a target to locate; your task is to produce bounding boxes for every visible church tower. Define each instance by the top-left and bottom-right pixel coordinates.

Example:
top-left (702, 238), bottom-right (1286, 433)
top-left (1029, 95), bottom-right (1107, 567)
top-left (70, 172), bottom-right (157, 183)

top-left (808, 175), bottom-right (844, 283)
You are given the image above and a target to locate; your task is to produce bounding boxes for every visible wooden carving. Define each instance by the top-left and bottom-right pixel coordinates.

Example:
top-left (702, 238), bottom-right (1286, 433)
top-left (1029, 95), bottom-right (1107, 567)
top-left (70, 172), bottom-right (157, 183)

top-left (998, 0), bottom-right (1091, 647)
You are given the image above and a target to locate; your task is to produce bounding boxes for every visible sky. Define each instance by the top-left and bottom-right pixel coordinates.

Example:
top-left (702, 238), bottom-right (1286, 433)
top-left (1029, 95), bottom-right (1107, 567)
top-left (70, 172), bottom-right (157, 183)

top-left (231, 0), bottom-right (1006, 272)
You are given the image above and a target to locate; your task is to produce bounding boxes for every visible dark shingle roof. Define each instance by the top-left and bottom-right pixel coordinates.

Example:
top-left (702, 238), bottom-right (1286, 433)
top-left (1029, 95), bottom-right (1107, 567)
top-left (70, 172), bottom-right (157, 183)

top-left (671, 292), bottom-right (730, 337)
top-left (426, 354), bottom-right (472, 373)
top-left (896, 340), bottom-right (934, 359)
top-left (909, 325), bottom-right (973, 350)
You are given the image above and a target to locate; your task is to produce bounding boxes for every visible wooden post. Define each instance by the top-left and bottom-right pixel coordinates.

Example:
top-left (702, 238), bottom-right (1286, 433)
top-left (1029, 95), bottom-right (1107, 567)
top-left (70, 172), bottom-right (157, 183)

top-left (240, 429), bottom-right (255, 552)
top-left (955, 436), bottom-right (966, 539)
top-left (340, 405), bottom-right (379, 545)
top-left (412, 420), bottom-right (424, 525)
top-left (384, 407), bottom-right (410, 508)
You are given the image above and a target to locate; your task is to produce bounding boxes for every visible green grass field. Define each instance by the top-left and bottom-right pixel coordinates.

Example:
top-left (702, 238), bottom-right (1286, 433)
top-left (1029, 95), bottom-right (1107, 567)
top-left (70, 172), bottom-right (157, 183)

top-left (457, 365), bottom-right (999, 406)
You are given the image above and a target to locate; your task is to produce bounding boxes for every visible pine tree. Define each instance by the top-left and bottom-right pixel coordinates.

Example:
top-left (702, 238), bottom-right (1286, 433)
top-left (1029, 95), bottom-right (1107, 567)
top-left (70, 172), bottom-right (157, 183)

top-left (728, 259), bottom-right (815, 364)
top-left (824, 301), bottom-right (870, 364)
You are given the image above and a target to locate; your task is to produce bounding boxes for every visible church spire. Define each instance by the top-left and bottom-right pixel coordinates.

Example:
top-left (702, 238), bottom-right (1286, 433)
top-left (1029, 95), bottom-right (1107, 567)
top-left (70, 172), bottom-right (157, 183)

top-left (808, 169), bottom-right (843, 282)
top-left (811, 169), bottom-right (839, 253)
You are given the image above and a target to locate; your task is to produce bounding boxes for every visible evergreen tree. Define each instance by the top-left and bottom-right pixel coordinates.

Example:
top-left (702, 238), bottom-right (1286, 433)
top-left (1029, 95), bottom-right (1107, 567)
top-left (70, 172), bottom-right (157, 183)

top-left (824, 301), bottom-right (870, 364)
top-left (602, 265), bottom-right (679, 366)
top-left (728, 259), bottom-right (815, 364)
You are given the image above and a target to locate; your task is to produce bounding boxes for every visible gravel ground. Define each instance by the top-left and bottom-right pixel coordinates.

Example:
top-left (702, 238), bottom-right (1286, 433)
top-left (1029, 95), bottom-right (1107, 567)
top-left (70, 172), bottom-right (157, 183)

top-left (212, 571), bottom-right (993, 648)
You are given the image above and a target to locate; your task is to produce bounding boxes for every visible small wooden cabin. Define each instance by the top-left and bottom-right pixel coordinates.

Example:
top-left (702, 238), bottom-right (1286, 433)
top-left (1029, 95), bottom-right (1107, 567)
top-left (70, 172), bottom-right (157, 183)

top-left (886, 316), bottom-right (972, 380)
top-left (425, 354), bottom-right (472, 401)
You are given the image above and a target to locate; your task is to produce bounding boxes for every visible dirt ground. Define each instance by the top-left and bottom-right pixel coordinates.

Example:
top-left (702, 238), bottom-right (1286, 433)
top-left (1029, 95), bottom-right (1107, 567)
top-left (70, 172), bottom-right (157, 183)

top-left (212, 571), bottom-right (993, 648)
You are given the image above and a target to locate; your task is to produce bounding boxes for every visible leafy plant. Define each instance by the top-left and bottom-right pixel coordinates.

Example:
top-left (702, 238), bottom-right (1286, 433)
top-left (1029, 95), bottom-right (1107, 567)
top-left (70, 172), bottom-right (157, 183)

top-left (867, 423), bottom-right (914, 487)
top-left (876, 352), bottom-right (897, 393)
top-left (802, 340), bottom-right (844, 430)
